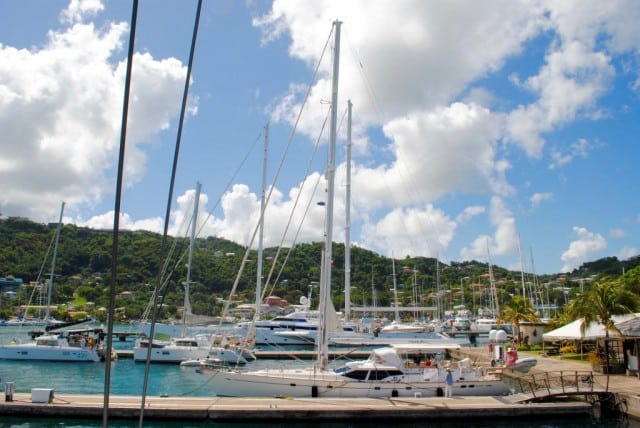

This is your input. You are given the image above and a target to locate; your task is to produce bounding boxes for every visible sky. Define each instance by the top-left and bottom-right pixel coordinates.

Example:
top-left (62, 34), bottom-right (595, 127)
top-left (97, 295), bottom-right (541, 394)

top-left (1, 0), bottom-right (639, 275)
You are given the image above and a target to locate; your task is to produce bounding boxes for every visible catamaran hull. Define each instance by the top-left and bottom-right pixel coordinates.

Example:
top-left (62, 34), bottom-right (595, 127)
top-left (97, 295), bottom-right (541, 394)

top-left (209, 369), bottom-right (510, 398)
top-left (0, 345), bottom-right (100, 362)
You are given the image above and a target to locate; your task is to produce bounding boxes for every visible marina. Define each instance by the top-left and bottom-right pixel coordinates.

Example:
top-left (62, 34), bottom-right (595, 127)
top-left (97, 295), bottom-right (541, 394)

top-left (1, 324), bottom-right (640, 424)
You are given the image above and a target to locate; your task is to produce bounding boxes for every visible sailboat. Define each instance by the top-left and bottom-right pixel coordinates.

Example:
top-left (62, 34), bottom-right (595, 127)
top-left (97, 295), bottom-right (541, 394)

top-left (0, 203), bottom-right (104, 361)
top-left (207, 22), bottom-right (508, 398)
top-left (133, 183), bottom-right (247, 365)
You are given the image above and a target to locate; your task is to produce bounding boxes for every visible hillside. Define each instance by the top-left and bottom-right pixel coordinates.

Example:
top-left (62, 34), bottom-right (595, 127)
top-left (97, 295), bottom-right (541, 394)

top-left (0, 217), bottom-right (638, 321)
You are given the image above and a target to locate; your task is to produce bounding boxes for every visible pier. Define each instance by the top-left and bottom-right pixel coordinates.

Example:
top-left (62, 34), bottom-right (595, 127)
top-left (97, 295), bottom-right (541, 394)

top-left (0, 393), bottom-right (592, 422)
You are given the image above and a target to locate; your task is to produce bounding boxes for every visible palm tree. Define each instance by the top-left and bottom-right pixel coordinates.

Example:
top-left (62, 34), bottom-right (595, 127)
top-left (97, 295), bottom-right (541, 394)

top-left (568, 279), bottom-right (639, 377)
top-left (500, 295), bottom-right (539, 344)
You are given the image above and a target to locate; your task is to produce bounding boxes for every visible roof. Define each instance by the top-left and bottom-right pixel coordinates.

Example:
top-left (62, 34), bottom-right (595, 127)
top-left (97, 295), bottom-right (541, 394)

top-left (542, 314), bottom-right (640, 340)
top-left (616, 316), bottom-right (640, 337)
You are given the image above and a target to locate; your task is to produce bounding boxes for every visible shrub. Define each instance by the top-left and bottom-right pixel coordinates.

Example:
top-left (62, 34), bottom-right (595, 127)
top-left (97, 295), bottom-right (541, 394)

top-left (560, 345), bottom-right (577, 354)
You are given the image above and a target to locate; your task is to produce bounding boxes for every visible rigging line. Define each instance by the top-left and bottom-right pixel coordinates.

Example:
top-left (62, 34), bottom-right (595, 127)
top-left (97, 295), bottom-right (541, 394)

top-left (23, 231), bottom-right (56, 323)
top-left (104, 0), bottom-right (138, 426)
top-left (261, 109), bottom-right (329, 305)
top-left (349, 37), bottom-right (443, 262)
top-left (196, 129), bottom-right (263, 238)
top-left (140, 0), bottom-right (202, 425)
top-left (218, 25), bottom-right (335, 323)
top-left (262, 103), bottom-right (348, 303)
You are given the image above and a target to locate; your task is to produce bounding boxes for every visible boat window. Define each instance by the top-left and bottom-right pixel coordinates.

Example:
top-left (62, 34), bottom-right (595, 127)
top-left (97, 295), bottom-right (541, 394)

top-left (342, 370), bottom-right (369, 380)
top-left (368, 369), bottom-right (403, 380)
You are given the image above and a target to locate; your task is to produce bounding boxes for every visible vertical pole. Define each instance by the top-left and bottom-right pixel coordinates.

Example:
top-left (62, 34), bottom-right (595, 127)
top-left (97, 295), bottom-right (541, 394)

top-left (344, 101), bottom-right (352, 321)
top-left (317, 21), bottom-right (341, 371)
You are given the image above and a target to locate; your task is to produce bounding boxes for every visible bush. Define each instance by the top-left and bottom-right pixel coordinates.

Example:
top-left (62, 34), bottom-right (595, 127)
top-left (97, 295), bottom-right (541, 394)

top-left (560, 345), bottom-right (577, 354)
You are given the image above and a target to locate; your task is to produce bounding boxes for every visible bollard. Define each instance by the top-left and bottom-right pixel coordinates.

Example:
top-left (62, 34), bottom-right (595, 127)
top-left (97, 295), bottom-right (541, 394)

top-left (5, 382), bottom-right (15, 402)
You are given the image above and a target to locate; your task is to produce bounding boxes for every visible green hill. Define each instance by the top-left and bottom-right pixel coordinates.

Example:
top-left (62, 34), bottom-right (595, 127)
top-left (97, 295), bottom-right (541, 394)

top-left (0, 217), bottom-right (638, 322)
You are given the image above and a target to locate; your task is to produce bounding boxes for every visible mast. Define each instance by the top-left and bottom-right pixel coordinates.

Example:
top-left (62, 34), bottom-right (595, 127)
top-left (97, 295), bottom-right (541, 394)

top-left (255, 123), bottom-right (268, 320)
top-left (317, 20), bottom-right (341, 371)
top-left (344, 100), bottom-right (352, 321)
top-left (181, 182), bottom-right (201, 338)
top-left (436, 256), bottom-right (441, 321)
top-left (45, 202), bottom-right (65, 320)
top-left (486, 243), bottom-right (500, 321)
top-left (517, 232), bottom-right (527, 301)
top-left (391, 256), bottom-right (400, 322)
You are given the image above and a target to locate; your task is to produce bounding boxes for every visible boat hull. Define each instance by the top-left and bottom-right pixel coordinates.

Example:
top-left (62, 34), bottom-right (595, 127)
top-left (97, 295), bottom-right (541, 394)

top-left (209, 368), bottom-right (510, 398)
top-left (0, 344), bottom-right (100, 362)
top-left (133, 346), bottom-right (210, 363)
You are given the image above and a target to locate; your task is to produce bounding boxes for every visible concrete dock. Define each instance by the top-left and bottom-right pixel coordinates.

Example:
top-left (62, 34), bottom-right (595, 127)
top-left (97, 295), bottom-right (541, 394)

top-left (0, 393), bottom-right (592, 422)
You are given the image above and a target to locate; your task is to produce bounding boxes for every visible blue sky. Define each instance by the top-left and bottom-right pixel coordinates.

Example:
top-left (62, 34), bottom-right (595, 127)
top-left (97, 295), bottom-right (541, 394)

top-left (1, 0), bottom-right (639, 275)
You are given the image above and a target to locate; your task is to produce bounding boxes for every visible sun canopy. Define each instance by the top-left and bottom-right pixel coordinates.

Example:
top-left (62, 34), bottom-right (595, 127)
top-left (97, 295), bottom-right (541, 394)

top-left (543, 314), bottom-right (640, 341)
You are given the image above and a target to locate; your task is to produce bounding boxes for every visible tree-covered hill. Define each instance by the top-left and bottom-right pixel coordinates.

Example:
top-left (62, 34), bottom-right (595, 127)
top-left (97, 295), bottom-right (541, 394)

top-left (0, 217), bottom-right (638, 322)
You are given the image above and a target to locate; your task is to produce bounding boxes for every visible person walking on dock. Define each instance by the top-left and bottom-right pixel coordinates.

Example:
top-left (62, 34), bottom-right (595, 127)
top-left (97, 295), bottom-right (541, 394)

top-left (445, 369), bottom-right (453, 398)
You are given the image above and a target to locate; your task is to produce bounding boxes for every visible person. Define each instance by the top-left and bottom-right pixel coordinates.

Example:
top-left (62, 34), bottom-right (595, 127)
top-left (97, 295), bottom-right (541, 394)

top-left (445, 368), bottom-right (453, 398)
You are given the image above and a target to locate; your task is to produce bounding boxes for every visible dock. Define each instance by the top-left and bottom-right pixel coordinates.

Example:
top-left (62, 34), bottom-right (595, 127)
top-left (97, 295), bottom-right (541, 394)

top-left (0, 393), bottom-right (592, 422)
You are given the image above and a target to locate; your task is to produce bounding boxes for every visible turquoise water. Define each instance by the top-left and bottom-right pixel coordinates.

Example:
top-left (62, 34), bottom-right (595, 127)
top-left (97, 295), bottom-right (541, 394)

top-left (0, 326), bottom-right (637, 427)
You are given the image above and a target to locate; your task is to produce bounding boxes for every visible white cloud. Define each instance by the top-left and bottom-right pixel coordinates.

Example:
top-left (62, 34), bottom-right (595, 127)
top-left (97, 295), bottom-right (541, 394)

top-left (505, 42), bottom-right (614, 158)
top-left (560, 226), bottom-right (607, 272)
top-left (617, 246), bottom-right (638, 261)
top-left (530, 192), bottom-right (553, 208)
top-left (61, 0), bottom-right (104, 24)
top-left (352, 102), bottom-right (507, 210)
top-left (549, 138), bottom-right (593, 170)
top-left (361, 204), bottom-right (457, 258)
top-left (460, 196), bottom-right (518, 260)
top-left (0, 4), bottom-right (192, 222)
top-left (609, 228), bottom-right (626, 239)
top-left (456, 206), bottom-right (486, 224)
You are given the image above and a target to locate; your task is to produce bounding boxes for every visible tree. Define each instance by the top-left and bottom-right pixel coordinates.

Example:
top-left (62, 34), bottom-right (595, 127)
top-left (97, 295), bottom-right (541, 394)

top-left (500, 295), bottom-right (538, 343)
top-left (568, 279), bottom-right (639, 337)
top-left (567, 279), bottom-right (639, 375)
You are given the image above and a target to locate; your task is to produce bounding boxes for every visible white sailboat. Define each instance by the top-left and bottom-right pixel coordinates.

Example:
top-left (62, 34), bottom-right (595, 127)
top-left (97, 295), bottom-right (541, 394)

top-left (0, 332), bottom-right (102, 362)
top-left (207, 22), bottom-right (508, 398)
top-left (133, 183), bottom-right (247, 365)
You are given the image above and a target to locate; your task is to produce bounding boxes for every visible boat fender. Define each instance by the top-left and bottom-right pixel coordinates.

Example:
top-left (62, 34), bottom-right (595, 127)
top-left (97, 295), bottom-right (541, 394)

top-left (490, 359), bottom-right (496, 367)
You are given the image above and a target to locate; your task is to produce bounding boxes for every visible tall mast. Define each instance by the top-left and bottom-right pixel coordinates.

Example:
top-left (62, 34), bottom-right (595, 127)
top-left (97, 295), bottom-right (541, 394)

top-left (436, 256), bottom-right (441, 320)
top-left (391, 256), bottom-right (400, 322)
top-left (255, 123), bottom-right (268, 320)
top-left (181, 182), bottom-right (200, 337)
top-left (344, 100), bottom-right (352, 321)
top-left (45, 201), bottom-right (65, 320)
top-left (317, 20), bottom-right (341, 370)
top-left (517, 232), bottom-right (527, 301)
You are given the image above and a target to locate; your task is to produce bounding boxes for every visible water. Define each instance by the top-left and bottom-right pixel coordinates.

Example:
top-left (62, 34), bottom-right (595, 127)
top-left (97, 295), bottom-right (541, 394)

top-left (0, 326), bottom-right (637, 427)
top-left (0, 419), bottom-right (631, 428)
